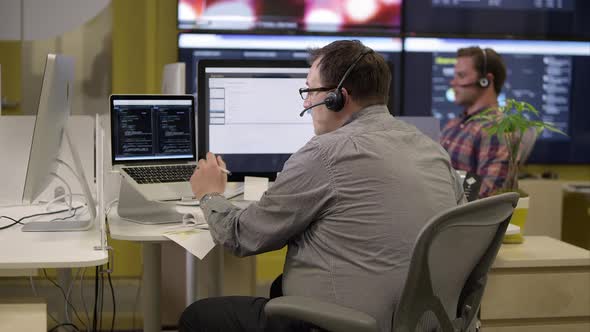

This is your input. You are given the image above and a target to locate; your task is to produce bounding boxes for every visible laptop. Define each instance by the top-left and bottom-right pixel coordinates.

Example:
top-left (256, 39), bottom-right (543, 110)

top-left (110, 95), bottom-right (197, 201)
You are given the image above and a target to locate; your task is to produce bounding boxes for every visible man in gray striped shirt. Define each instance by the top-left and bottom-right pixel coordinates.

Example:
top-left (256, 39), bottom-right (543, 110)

top-left (180, 40), bottom-right (464, 332)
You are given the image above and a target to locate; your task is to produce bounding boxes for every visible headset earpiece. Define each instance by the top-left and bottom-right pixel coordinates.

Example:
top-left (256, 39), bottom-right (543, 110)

top-left (478, 48), bottom-right (490, 88)
top-left (478, 76), bottom-right (489, 88)
top-left (325, 47), bottom-right (374, 112)
top-left (324, 90), bottom-right (344, 111)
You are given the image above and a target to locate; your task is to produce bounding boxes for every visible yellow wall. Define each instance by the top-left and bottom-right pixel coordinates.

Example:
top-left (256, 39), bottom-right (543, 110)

top-left (0, 41), bottom-right (22, 114)
top-left (111, 0), bottom-right (179, 277)
top-left (112, 0), bottom-right (177, 94)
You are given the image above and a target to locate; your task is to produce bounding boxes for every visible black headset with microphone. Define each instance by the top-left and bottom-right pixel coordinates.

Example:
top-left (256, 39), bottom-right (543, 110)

top-left (299, 47), bottom-right (374, 117)
top-left (477, 47), bottom-right (490, 88)
top-left (456, 47), bottom-right (490, 89)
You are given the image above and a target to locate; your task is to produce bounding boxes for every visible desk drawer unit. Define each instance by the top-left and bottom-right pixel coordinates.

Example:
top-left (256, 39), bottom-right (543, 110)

top-left (480, 236), bottom-right (590, 332)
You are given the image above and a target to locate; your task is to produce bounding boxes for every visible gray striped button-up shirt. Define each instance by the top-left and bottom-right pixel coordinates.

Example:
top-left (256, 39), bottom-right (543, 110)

top-left (202, 104), bottom-right (464, 332)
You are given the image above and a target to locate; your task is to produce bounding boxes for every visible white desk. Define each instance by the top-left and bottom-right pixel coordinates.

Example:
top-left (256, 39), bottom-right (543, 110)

top-left (0, 115), bottom-right (105, 269)
top-left (0, 204), bottom-right (108, 323)
top-left (0, 115), bottom-right (107, 325)
top-left (0, 205), bottom-right (107, 269)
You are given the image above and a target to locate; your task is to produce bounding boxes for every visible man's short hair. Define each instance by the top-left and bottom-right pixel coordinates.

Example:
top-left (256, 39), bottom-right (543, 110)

top-left (308, 40), bottom-right (391, 107)
top-left (457, 47), bottom-right (506, 95)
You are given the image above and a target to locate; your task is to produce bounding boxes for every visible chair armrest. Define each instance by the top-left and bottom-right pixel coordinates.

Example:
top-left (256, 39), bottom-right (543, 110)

top-left (264, 296), bottom-right (378, 332)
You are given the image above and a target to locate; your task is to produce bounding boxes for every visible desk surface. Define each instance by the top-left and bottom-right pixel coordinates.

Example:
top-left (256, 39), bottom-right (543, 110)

top-left (107, 199), bottom-right (252, 242)
top-left (107, 202), bottom-right (207, 241)
top-left (0, 205), bottom-right (108, 269)
top-left (493, 236), bottom-right (590, 269)
top-left (107, 209), bottom-right (177, 242)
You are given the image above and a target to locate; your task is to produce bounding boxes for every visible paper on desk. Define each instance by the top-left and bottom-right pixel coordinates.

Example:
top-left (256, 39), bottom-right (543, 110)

top-left (163, 228), bottom-right (216, 260)
top-left (244, 176), bottom-right (269, 201)
top-left (162, 209), bottom-right (215, 259)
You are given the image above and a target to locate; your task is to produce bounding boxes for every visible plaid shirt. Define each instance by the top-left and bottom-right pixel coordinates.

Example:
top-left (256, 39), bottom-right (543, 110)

top-left (440, 108), bottom-right (509, 198)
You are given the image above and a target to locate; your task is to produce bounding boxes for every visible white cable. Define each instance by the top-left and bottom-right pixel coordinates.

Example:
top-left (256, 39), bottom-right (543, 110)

top-left (65, 268), bottom-right (82, 325)
top-left (80, 267), bottom-right (91, 327)
top-left (131, 277), bottom-right (142, 332)
top-left (105, 199), bottom-right (119, 217)
top-left (29, 276), bottom-right (60, 326)
top-left (56, 158), bottom-right (95, 213)
top-left (56, 158), bottom-right (86, 189)
top-left (45, 193), bottom-right (86, 211)
top-left (47, 172), bottom-right (73, 212)
top-left (29, 276), bottom-right (38, 296)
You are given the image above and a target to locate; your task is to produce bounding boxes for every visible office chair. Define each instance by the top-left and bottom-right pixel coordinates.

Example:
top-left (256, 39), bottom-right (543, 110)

top-left (265, 192), bottom-right (519, 332)
top-left (517, 128), bottom-right (538, 167)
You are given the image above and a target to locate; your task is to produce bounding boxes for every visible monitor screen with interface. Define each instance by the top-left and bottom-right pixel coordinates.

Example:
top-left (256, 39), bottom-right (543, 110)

top-left (402, 37), bottom-right (590, 163)
top-left (178, 33), bottom-right (402, 115)
top-left (178, 0), bottom-right (402, 34)
top-left (21, 54), bottom-right (96, 232)
top-left (197, 59), bottom-right (311, 180)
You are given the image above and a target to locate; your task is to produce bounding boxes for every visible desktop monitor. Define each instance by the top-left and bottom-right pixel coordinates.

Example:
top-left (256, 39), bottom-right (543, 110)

top-left (177, 0), bottom-right (402, 34)
top-left (21, 54), bottom-right (96, 231)
top-left (402, 37), bottom-right (590, 163)
top-left (197, 59), bottom-right (311, 180)
top-left (22, 54), bottom-right (74, 203)
top-left (178, 32), bottom-right (402, 115)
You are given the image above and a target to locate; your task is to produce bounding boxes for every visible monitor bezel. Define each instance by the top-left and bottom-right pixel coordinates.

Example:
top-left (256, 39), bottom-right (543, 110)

top-left (197, 59), bottom-right (310, 181)
top-left (176, 0), bottom-right (403, 35)
top-left (109, 94), bottom-right (197, 166)
top-left (22, 54), bottom-right (74, 203)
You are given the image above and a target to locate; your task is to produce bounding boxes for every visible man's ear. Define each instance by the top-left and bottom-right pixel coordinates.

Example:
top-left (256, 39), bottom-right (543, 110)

top-left (487, 73), bottom-right (494, 86)
top-left (340, 87), bottom-right (350, 105)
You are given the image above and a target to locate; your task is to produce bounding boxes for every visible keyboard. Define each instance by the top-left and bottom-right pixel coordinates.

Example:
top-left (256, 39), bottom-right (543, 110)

top-left (122, 165), bottom-right (196, 184)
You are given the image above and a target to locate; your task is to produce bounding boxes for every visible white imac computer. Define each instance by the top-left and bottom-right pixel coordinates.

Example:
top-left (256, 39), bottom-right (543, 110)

top-left (21, 54), bottom-right (96, 232)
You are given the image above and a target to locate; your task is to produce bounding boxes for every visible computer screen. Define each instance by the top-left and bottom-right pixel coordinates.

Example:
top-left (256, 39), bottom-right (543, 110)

top-left (178, 32), bottom-right (402, 115)
top-left (402, 37), bottom-right (590, 163)
top-left (23, 54), bottom-right (74, 203)
top-left (177, 0), bottom-right (402, 34)
top-left (22, 54), bottom-right (96, 231)
top-left (110, 95), bottom-right (196, 165)
top-left (197, 60), bottom-right (312, 180)
top-left (404, 0), bottom-right (590, 39)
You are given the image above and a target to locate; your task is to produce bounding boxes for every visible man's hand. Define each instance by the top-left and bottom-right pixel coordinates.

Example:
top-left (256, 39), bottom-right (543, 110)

top-left (190, 152), bottom-right (227, 200)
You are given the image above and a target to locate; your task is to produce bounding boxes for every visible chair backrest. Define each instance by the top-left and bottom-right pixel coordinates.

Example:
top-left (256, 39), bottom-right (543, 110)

top-left (391, 192), bottom-right (519, 332)
top-left (517, 127), bottom-right (538, 166)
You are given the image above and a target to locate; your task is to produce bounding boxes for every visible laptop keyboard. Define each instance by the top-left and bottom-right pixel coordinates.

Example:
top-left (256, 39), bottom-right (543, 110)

top-left (123, 165), bottom-right (196, 184)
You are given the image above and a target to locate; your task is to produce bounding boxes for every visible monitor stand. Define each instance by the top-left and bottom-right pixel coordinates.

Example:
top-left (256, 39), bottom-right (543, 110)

top-left (22, 129), bottom-right (97, 232)
top-left (117, 177), bottom-right (184, 224)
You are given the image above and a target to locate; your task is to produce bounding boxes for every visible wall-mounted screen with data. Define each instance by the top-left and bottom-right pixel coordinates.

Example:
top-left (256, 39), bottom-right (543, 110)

top-left (178, 33), bottom-right (403, 115)
top-left (405, 0), bottom-right (590, 39)
top-left (402, 38), bottom-right (590, 163)
top-left (178, 0), bottom-right (402, 34)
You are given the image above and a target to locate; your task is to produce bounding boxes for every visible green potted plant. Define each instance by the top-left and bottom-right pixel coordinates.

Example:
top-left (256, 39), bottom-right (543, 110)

top-left (470, 99), bottom-right (567, 243)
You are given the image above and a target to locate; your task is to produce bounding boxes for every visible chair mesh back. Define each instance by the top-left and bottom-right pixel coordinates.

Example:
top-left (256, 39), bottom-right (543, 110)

top-left (428, 224), bottom-right (498, 318)
top-left (391, 192), bottom-right (519, 332)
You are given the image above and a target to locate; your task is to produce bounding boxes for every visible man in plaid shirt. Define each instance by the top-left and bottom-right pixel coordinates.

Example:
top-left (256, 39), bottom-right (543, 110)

top-left (440, 47), bottom-right (509, 198)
